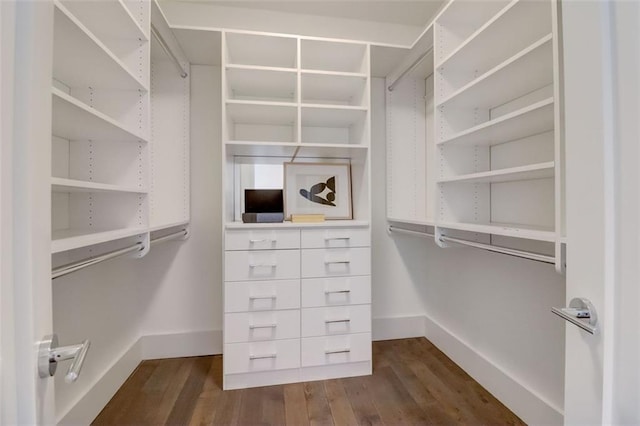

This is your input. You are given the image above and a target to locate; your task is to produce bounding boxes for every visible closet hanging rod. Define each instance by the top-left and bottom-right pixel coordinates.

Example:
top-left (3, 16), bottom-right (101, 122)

top-left (52, 229), bottom-right (188, 280)
top-left (388, 225), bottom-right (434, 238)
top-left (151, 24), bottom-right (188, 79)
top-left (387, 47), bottom-right (433, 92)
top-left (439, 235), bottom-right (555, 265)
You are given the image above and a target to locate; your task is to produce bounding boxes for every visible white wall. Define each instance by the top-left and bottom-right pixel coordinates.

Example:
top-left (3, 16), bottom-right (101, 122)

top-left (371, 78), bottom-right (566, 424)
top-left (159, 1), bottom-right (421, 47)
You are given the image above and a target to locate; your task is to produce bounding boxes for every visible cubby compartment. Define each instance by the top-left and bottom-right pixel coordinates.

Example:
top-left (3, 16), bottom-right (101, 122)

top-left (226, 102), bottom-right (298, 143)
top-left (225, 32), bottom-right (297, 69)
top-left (301, 39), bottom-right (367, 74)
top-left (301, 72), bottom-right (368, 107)
top-left (226, 66), bottom-right (297, 103)
top-left (301, 106), bottom-right (368, 145)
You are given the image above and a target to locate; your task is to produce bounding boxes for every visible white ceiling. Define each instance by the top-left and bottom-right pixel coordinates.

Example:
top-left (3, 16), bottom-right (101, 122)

top-left (173, 1), bottom-right (445, 27)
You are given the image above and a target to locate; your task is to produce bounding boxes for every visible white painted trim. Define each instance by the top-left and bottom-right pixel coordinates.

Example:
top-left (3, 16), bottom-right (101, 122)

top-left (423, 315), bottom-right (564, 426)
top-left (57, 339), bottom-right (142, 426)
top-left (140, 329), bottom-right (222, 359)
top-left (372, 315), bottom-right (426, 341)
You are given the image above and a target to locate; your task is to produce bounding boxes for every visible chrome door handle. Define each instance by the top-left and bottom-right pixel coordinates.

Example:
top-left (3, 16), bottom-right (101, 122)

top-left (38, 334), bottom-right (91, 383)
top-left (552, 297), bottom-right (598, 334)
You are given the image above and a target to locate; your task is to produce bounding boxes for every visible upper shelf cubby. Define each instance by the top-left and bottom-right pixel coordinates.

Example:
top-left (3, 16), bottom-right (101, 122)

top-left (301, 72), bottom-right (368, 107)
top-left (226, 66), bottom-right (297, 103)
top-left (435, 0), bottom-right (510, 63)
top-left (301, 39), bottom-right (368, 74)
top-left (225, 32), bottom-right (297, 69)
top-left (53, 1), bottom-right (147, 91)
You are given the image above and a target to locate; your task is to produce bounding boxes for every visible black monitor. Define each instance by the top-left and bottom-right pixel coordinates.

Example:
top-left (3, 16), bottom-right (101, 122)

top-left (244, 189), bottom-right (284, 213)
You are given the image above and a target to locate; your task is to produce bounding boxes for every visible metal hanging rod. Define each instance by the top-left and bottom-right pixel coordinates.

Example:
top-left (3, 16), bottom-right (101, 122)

top-left (52, 229), bottom-right (188, 280)
top-left (388, 225), bottom-right (555, 264)
top-left (439, 235), bottom-right (555, 265)
top-left (388, 225), bottom-right (434, 238)
top-left (387, 47), bottom-right (433, 92)
top-left (151, 24), bottom-right (188, 79)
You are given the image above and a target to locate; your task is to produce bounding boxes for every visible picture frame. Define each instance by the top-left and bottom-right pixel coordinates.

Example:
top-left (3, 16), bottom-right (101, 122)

top-left (283, 162), bottom-right (352, 220)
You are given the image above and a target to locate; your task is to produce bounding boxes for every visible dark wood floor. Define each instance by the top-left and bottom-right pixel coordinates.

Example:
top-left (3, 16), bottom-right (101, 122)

top-left (93, 337), bottom-right (525, 425)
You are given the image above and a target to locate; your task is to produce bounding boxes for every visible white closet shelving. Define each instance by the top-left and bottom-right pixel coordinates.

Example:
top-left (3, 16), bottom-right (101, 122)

top-left (387, 0), bottom-right (564, 271)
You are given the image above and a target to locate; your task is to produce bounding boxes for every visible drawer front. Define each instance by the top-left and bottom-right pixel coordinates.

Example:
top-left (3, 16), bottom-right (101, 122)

top-left (225, 310), bottom-right (300, 343)
top-left (301, 248), bottom-right (370, 278)
top-left (225, 250), bottom-right (300, 281)
top-left (225, 279), bottom-right (300, 312)
top-left (301, 228), bottom-right (370, 249)
top-left (226, 229), bottom-right (300, 251)
top-left (301, 333), bottom-right (371, 367)
top-left (225, 339), bottom-right (300, 374)
top-left (301, 305), bottom-right (371, 337)
top-left (301, 276), bottom-right (371, 308)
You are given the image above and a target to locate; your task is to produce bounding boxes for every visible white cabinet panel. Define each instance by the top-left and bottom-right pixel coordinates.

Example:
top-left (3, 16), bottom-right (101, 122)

top-left (301, 248), bottom-right (370, 278)
top-left (301, 276), bottom-right (371, 308)
top-left (224, 279), bottom-right (300, 312)
top-left (225, 229), bottom-right (300, 251)
top-left (225, 310), bottom-right (300, 343)
top-left (301, 305), bottom-right (371, 337)
top-left (224, 339), bottom-right (300, 374)
top-left (225, 249), bottom-right (300, 281)
top-left (301, 228), bottom-right (370, 248)
top-left (301, 333), bottom-right (372, 367)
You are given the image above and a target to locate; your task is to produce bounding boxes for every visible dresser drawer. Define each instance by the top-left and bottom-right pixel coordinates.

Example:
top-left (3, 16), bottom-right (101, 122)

top-left (301, 248), bottom-right (370, 278)
top-left (224, 339), bottom-right (300, 374)
top-left (302, 276), bottom-right (371, 308)
top-left (225, 279), bottom-right (300, 312)
top-left (301, 228), bottom-right (370, 249)
top-left (301, 305), bottom-right (371, 337)
top-left (301, 333), bottom-right (371, 367)
top-left (225, 250), bottom-right (300, 281)
top-left (225, 229), bottom-right (300, 251)
top-left (225, 310), bottom-right (300, 343)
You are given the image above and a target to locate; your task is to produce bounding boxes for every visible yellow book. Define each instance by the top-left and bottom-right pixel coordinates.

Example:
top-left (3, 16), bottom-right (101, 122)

top-left (291, 214), bottom-right (325, 223)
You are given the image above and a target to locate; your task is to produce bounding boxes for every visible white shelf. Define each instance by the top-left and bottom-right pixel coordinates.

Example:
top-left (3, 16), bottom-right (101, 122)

top-left (225, 141), bottom-right (367, 158)
top-left (437, 221), bottom-right (556, 242)
top-left (51, 177), bottom-right (147, 194)
top-left (226, 220), bottom-right (370, 230)
top-left (149, 220), bottom-right (189, 233)
top-left (53, 1), bottom-right (147, 91)
top-left (52, 227), bottom-right (147, 254)
top-left (301, 70), bottom-right (367, 78)
top-left (226, 67), bottom-right (297, 103)
top-left (52, 88), bottom-right (148, 142)
top-left (226, 32), bottom-right (297, 68)
top-left (388, 217), bottom-right (436, 227)
top-left (226, 101), bottom-right (297, 125)
top-left (301, 105), bottom-right (367, 127)
top-left (437, 34), bottom-right (553, 109)
top-left (438, 1), bottom-right (551, 72)
top-left (439, 98), bottom-right (554, 147)
top-left (301, 73), bottom-right (367, 107)
top-left (59, 0), bottom-right (147, 43)
top-left (438, 162), bottom-right (555, 184)
top-left (301, 39), bottom-right (367, 74)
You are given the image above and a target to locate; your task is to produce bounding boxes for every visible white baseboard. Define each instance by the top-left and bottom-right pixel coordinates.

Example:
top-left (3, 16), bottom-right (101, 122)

top-left (141, 329), bottom-right (222, 359)
top-left (57, 339), bottom-right (142, 426)
top-left (423, 315), bottom-right (564, 425)
top-left (372, 315), bottom-right (426, 340)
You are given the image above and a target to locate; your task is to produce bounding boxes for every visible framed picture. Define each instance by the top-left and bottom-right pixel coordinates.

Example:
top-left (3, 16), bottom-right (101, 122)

top-left (283, 162), bottom-right (352, 220)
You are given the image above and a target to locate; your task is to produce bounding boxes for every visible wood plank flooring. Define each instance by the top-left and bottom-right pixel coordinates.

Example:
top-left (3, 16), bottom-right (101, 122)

top-left (93, 337), bottom-right (525, 425)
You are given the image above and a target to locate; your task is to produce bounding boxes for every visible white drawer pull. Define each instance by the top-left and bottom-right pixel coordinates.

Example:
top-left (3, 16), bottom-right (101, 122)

top-left (325, 349), bottom-right (351, 355)
top-left (249, 324), bottom-right (277, 330)
top-left (249, 353), bottom-right (277, 360)
top-left (324, 260), bottom-right (350, 265)
top-left (249, 263), bottom-right (277, 268)
top-left (325, 319), bottom-right (351, 324)
top-left (324, 236), bottom-right (350, 241)
top-left (325, 290), bottom-right (351, 294)
top-left (249, 295), bottom-right (277, 300)
top-left (249, 239), bottom-right (275, 244)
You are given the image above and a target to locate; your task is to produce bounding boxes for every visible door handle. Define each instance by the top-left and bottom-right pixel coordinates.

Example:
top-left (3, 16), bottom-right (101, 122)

top-left (552, 297), bottom-right (598, 334)
top-left (38, 334), bottom-right (91, 383)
